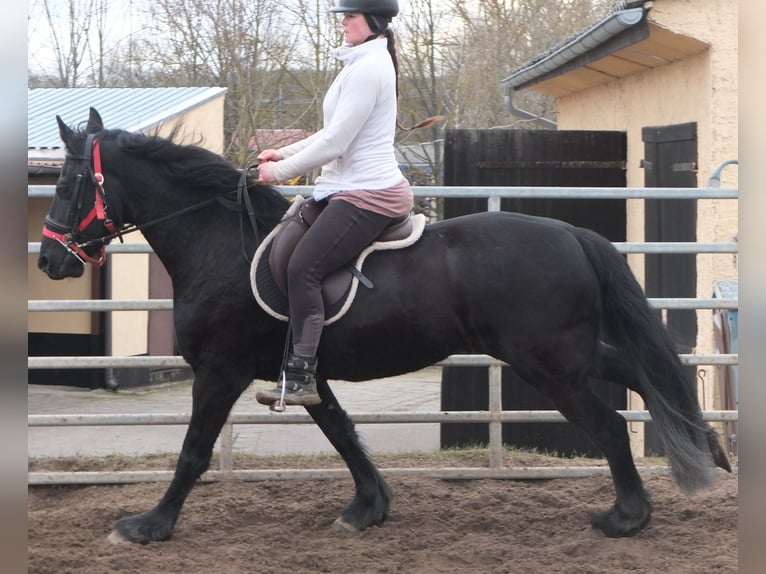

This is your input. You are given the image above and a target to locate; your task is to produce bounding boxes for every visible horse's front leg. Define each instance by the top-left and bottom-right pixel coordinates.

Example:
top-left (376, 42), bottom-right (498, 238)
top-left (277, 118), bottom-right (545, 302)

top-left (110, 365), bottom-right (248, 544)
top-left (305, 377), bottom-right (392, 531)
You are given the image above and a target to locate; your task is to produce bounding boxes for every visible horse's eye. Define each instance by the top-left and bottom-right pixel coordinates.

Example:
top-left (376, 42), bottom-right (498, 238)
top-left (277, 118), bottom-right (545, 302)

top-left (56, 184), bottom-right (72, 199)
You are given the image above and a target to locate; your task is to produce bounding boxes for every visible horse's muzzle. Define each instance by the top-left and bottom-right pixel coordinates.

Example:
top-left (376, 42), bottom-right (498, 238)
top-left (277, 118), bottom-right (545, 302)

top-left (38, 239), bottom-right (86, 280)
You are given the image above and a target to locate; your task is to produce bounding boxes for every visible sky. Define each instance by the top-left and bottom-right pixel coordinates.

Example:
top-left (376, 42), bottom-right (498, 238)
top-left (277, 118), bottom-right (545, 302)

top-left (28, 0), bottom-right (150, 79)
top-left (26, 0), bottom-right (422, 80)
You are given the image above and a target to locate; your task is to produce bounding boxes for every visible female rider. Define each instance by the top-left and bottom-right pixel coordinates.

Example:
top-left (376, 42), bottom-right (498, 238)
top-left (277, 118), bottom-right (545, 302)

top-left (255, 0), bottom-right (410, 407)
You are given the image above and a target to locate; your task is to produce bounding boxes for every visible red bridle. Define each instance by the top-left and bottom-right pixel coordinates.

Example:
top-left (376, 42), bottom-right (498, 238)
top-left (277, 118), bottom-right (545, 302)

top-left (42, 136), bottom-right (117, 267)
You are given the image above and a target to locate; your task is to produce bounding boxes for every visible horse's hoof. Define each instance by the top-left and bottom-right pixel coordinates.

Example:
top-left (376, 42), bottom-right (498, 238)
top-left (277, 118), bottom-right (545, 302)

top-left (113, 509), bottom-right (174, 544)
top-left (332, 517), bottom-right (360, 533)
top-left (591, 505), bottom-right (651, 538)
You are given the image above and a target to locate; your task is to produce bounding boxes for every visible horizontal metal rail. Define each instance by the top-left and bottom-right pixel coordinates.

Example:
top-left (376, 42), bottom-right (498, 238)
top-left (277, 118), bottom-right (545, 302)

top-left (611, 242), bottom-right (738, 254)
top-left (27, 353), bottom-right (738, 369)
top-left (28, 185), bottom-right (739, 256)
top-left (28, 184), bottom-right (740, 200)
top-left (28, 405), bottom-right (733, 485)
top-left (27, 241), bottom-right (740, 255)
top-left (26, 297), bottom-right (739, 312)
top-left (28, 410), bottom-right (739, 427)
top-left (409, 186), bottom-right (740, 199)
top-left (27, 403), bottom-right (734, 486)
top-left (29, 299), bottom-right (176, 311)
top-left (31, 465), bottom-right (650, 486)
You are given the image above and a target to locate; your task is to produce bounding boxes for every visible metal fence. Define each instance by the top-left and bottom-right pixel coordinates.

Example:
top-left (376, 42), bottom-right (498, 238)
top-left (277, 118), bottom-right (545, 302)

top-left (28, 183), bottom-right (739, 485)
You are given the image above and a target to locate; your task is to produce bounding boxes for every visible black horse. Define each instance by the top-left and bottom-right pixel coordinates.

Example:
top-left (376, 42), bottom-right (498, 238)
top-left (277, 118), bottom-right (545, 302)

top-left (38, 109), bottom-right (730, 543)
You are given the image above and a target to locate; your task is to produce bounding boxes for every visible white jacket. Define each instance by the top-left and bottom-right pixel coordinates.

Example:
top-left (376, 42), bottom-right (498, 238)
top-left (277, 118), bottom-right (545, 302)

top-left (272, 38), bottom-right (403, 199)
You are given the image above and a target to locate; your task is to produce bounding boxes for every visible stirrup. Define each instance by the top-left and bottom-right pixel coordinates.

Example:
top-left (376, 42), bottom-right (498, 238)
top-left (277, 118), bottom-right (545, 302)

top-left (270, 371), bottom-right (288, 412)
top-left (255, 354), bottom-right (320, 409)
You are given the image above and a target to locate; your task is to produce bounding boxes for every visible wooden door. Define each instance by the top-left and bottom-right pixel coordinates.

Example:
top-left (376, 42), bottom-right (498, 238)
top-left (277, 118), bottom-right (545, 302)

top-left (641, 122), bottom-right (698, 456)
top-left (440, 129), bottom-right (628, 456)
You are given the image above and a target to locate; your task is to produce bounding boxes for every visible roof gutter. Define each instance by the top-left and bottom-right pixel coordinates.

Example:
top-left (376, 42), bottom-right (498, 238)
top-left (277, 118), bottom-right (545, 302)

top-left (502, 4), bottom-right (647, 129)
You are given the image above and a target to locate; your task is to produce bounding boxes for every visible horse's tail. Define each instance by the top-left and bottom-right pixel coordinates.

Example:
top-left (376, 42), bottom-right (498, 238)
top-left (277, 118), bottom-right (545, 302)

top-left (573, 226), bottom-right (728, 492)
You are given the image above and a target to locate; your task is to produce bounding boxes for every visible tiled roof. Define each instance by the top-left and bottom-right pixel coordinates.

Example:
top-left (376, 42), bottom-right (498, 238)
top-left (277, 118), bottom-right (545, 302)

top-left (28, 87), bottom-right (227, 151)
top-left (248, 129), bottom-right (314, 151)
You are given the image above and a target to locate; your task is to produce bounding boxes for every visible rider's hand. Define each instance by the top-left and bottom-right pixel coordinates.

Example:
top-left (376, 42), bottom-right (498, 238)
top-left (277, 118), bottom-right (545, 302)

top-left (257, 161), bottom-right (278, 183)
top-left (257, 149), bottom-right (282, 162)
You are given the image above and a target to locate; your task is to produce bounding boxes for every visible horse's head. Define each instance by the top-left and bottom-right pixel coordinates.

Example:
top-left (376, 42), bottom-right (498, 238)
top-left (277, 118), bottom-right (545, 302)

top-left (38, 107), bottom-right (120, 279)
top-left (39, 109), bottom-right (293, 279)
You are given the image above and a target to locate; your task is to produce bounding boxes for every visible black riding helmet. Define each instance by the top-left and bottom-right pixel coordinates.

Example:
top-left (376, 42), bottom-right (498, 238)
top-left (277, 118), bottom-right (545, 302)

top-left (328, 0), bottom-right (399, 18)
top-left (329, 0), bottom-right (399, 34)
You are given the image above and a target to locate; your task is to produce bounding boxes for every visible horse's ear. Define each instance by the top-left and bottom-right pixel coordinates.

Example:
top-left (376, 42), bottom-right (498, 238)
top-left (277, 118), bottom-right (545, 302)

top-left (56, 115), bottom-right (74, 146)
top-left (86, 107), bottom-right (104, 133)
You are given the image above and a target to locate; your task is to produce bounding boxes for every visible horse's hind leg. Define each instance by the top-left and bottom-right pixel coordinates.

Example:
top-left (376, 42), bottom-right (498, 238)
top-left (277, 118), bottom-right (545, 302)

top-left (545, 378), bottom-right (652, 537)
top-left (305, 376), bottom-right (392, 531)
top-left (111, 366), bottom-right (248, 544)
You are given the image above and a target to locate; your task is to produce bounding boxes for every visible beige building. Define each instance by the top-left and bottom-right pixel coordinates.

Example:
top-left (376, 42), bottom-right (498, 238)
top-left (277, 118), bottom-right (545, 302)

top-left (28, 87), bottom-right (227, 387)
top-left (503, 0), bottom-right (738, 453)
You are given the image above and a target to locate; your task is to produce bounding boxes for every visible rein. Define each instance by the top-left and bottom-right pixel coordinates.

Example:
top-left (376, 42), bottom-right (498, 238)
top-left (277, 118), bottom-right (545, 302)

top-left (77, 195), bottom-right (221, 248)
top-left (79, 180), bottom-right (261, 264)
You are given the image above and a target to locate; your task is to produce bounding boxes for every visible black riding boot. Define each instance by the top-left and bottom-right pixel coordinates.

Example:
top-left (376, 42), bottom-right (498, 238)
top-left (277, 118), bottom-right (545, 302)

top-left (256, 354), bottom-right (321, 407)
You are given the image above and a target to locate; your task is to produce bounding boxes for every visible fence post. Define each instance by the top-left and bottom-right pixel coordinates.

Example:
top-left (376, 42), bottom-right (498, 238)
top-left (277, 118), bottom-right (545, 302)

top-left (219, 418), bottom-right (234, 476)
top-left (488, 365), bottom-right (503, 468)
top-left (486, 195), bottom-right (503, 467)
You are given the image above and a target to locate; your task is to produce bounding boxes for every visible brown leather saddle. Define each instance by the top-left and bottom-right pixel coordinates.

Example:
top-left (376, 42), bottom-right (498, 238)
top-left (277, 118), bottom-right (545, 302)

top-left (250, 196), bottom-right (426, 325)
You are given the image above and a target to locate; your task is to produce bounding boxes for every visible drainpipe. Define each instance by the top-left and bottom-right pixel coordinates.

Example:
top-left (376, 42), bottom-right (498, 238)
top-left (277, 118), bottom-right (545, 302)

top-left (502, 87), bottom-right (557, 129)
top-left (706, 158), bottom-right (738, 188)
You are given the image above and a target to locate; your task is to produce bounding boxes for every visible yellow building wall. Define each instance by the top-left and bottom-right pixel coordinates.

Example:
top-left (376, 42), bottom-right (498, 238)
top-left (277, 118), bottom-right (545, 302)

top-left (28, 197), bottom-right (95, 334)
top-left (109, 238), bottom-right (151, 356)
top-left (553, 0), bottom-right (737, 451)
top-left (151, 97), bottom-right (226, 153)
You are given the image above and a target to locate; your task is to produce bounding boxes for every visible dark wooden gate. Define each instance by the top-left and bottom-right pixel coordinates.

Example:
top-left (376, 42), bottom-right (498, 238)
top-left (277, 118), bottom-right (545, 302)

top-left (440, 129), bottom-right (627, 456)
top-left (641, 121), bottom-right (698, 456)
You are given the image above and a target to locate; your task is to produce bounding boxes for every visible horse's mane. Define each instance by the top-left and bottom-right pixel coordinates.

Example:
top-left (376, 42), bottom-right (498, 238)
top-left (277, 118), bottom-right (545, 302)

top-left (97, 127), bottom-right (290, 229)
top-left (115, 129), bottom-right (239, 191)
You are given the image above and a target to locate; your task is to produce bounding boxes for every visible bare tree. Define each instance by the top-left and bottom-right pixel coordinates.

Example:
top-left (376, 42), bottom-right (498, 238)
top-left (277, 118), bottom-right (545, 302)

top-left (32, 0), bottom-right (96, 87)
top-left (445, 0), bottom-right (617, 128)
top-left (395, 0), bottom-right (454, 184)
top-left (57, 0), bottom-right (152, 90)
top-left (136, 0), bottom-right (347, 167)
top-left (29, 0), bottom-right (146, 87)
top-left (267, 0), bottom-right (342, 127)
top-left (88, 0), bottom-right (107, 85)
top-left (134, 0), bottom-right (286, 164)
